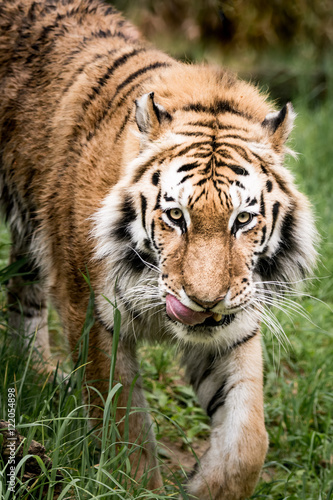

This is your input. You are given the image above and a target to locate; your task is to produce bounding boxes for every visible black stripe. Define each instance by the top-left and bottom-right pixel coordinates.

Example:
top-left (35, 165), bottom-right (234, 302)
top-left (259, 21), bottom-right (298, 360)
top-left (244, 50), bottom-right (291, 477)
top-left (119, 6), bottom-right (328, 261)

top-left (61, 52), bottom-right (116, 95)
top-left (228, 329), bottom-right (258, 351)
top-left (270, 201), bottom-right (280, 237)
top-left (178, 173), bottom-right (195, 184)
top-left (182, 101), bottom-right (254, 121)
top-left (8, 305), bottom-right (42, 319)
top-left (154, 189), bottom-right (161, 210)
top-left (217, 123), bottom-right (250, 133)
top-left (217, 134), bottom-right (252, 142)
top-left (140, 194), bottom-right (147, 229)
top-left (164, 194), bottom-right (175, 202)
top-left (133, 144), bottom-right (180, 183)
top-left (260, 225), bottom-right (267, 246)
top-left (80, 27), bottom-right (129, 43)
top-left (174, 130), bottom-right (211, 137)
top-left (61, 31), bottom-right (129, 66)
top-left (218, 143), bottom-right (252, 163)
top-left (235, 180), bottom-right (245, 190)
top-left (188, 120), bottom-right (216, 128)
top-left (111, 195), bottom-right (136, 241)
top-left (248, 197), bottom-right (257, 206)
top-left (215, 171), bottom-right (233, 182)
top-left (103, 5), bottom-right (118, 16)
top-left (278, 209), bottom-right (297, 254)
top-left (170, 141), bottom-right (214, 158)
top-left (215, 149), bottom-right (234, 161)
top-left (196, 178), bottom-right (207, 187)
top-left (202, 157), bottom-right (215, 174)
top-left (78, 81), bottom-right (148, 145)
top-left (134, 156), bottom-right (163, 183)
top-left (214, 178), bottom-right (228, 186)
top-left (90, 78), bottom-right (152, 141)
top-left (151, 220), bottom-right (158, 250)
top-left (115, 107), bottom-right (132, 142)
top-left (207, 380), bottom-right (228, 418)
top-left (215, 183), bottom-right (231, 209)
top-left (186, 120), bottom-right (250, 133)
top-left (188, 190), bottom-right (205, 208)
top-left (206, 331), bottom-right (258, 418)
top-left (260, 163), bottom-right (269, 175)
top-left (191, 151), bottom-right (213, 159)
top-left (82, 48), bottom-right (146, 109)
top-left (38, 9), bottom-right (81, 39)
top-left (85, 61), bottom-right (171, 142)
top-left (177, 161), bottom-right (199, 173)
top-left (266, 179), bottom-right (273, 192)
top-left (250, 152), bottom-right (290, 195)
top-left (255, 210), bottom-right (298, 281)
top-left (260, 192), bottom-right (266, 217)
top-left (152, 171), bottom-right (160, 186)
top-left (216, 160), bottom-right (249, 176)
top-left (24, 7), bottom-right (101, 63)
top-left (117, 61), bottom-right (170, 96)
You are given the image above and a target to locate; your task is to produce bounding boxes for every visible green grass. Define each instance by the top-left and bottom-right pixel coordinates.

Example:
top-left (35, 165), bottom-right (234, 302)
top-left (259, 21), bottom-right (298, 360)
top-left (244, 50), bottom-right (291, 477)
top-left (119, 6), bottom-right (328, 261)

top-left (1, 83), bottom-right (333, 500)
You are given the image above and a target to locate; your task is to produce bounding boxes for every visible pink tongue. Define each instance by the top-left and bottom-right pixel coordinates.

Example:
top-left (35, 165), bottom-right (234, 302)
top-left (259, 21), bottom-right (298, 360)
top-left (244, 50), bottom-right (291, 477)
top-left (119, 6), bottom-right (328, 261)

top-left (166, 294), bottom-right (213, 326)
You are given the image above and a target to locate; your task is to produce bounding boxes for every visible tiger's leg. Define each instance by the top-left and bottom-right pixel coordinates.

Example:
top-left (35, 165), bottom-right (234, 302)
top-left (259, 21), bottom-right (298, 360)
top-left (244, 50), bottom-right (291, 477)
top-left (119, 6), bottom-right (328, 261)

top-left (184, 331), bottom-right (268, 500)
top-left (74, 320), bottom-right (163, 491)
top-left (7, 245), bottom-right (51, 363)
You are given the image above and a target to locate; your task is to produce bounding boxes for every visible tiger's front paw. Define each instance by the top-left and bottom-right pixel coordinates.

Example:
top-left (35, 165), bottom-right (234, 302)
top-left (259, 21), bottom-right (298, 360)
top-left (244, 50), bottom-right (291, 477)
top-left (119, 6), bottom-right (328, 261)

top-left (185, 466), bottom-right (259, 500)
top-left (185, 433), bottom-right (268, 500)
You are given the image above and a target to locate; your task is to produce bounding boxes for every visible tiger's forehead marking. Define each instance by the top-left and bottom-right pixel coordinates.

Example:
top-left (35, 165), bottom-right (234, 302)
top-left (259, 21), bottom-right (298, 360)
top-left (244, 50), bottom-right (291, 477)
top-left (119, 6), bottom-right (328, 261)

top-left (159, 140), bottom-right (263, 213)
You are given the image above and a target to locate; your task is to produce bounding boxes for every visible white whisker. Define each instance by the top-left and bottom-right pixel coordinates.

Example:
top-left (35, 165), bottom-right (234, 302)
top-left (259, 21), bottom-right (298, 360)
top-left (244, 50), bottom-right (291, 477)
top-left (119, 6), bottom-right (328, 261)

top-left (128, 246), bottom-right (161, 274)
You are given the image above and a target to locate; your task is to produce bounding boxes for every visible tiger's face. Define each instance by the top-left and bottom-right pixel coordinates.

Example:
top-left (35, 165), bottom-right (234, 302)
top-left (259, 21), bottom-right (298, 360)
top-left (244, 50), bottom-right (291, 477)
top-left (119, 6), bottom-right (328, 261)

top-left (129, 123), bottom-right (272, 343)
top-left (94, 85), bottom-right (316, 347)
top-left (160, 173), bottom-right (260, 294)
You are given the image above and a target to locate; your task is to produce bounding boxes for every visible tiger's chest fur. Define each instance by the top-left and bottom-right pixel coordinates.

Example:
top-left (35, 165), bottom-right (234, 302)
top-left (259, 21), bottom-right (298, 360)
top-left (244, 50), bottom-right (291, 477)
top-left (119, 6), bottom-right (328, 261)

top-left (0, 1), bottom-right (317, 499)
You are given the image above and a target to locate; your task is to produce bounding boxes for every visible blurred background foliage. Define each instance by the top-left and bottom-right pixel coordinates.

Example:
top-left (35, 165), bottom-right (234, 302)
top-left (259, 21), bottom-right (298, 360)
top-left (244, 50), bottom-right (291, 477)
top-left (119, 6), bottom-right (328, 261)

top-left (109, 0), bottom-right (333, 105)
top-left (112, 0), bottom-right (333, 53)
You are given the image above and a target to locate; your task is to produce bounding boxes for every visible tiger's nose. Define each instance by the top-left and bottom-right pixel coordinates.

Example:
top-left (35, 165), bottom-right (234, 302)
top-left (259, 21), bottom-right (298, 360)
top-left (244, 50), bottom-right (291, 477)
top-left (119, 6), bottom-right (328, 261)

top-left (188, 294), bottom-right (226, 310)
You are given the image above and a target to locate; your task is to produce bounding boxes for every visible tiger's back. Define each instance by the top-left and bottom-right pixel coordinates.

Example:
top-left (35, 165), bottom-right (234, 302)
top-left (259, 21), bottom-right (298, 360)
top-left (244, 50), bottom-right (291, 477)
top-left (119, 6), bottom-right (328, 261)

top-left (0, 1), bottom-right (317, 499)
top-left (0, 0), bottom-right (169, 294)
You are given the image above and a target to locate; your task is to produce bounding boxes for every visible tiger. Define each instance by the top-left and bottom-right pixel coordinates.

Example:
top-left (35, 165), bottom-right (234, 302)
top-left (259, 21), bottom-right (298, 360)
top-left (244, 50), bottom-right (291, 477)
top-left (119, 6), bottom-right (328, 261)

top-left (0, 0), bottom-right (317, 498)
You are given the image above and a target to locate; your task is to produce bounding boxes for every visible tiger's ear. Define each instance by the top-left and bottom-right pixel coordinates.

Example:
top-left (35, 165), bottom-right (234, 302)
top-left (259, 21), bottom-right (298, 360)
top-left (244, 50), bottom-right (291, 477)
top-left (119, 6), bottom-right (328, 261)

top-left (262, 102), bottom-right (296, 152)
top-left (135, 92), bottom-right (171, 139)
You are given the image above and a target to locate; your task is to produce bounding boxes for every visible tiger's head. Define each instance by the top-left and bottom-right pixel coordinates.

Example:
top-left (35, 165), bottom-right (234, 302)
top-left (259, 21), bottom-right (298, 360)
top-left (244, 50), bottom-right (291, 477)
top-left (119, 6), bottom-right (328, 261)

top-left (94, 66), bottom-right (317, 347)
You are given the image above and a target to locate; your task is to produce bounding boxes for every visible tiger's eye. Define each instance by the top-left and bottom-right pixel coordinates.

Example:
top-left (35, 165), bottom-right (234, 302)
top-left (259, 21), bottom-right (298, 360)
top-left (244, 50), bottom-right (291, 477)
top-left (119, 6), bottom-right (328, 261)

top-left (169, 208), bottom-right (183, 221)
top-left (237, 212), bottom-right (251, 224)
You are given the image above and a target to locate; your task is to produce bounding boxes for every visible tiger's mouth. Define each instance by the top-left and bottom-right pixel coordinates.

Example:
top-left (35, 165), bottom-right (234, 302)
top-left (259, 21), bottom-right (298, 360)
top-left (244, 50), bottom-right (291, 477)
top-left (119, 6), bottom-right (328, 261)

top-left (165, 293), bottom-right (235, 327)
top-left (195, 313), bottom-right (235, 328)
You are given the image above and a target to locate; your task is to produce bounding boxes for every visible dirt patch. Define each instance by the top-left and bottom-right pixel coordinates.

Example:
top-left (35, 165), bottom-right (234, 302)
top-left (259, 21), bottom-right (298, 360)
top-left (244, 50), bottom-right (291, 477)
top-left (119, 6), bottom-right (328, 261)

top-left (159, 435), bottom-right (209, 474)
